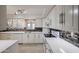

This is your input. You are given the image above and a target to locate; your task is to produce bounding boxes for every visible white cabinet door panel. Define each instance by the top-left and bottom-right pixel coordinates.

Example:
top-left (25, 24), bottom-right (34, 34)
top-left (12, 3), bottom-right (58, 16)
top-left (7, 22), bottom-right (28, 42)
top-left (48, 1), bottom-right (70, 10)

top-left (63, 5), bottom-right (73, 32)
top-left (73, 5), bottom-right (78, 32)
top-left (28, 33), bottom-right (34, 43)
top-left (31, 32), bottom-right (44, 43)
top-left (22, 33), bottom-right (29, 43)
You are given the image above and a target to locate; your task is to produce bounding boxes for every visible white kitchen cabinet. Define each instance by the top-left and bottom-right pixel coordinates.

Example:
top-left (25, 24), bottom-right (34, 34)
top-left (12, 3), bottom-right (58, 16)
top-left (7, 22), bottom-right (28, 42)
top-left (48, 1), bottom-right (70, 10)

top-left (0, 5), bottom-right (7, 30)
top-left (62, 5), bottom-right (79, 32)
top-left (0, 33), bottom-right (13, 40)
top-left (28, 32), bottom-right (35, 43)
top-left (0, 32), bottom-right (44, 44)
top-left (45, 5), bottom-right (79, 32)
top-left (45, 6), bottom-right (63, 30)
top-left (48, 6), bottom-right (57, 29)
top-left (50, 5), bottom-right (73, 31)
top-left (58, 5), bottom-right (79, 32)
top-left (63, 5), bottom-right (73, 32)
top-left (42, 18), bottom-right (49, 28)
top-left (54, 5), bottom-right (63, 30)
top-left (22, 33), bottom-right (28, 43)
top-left (0, 32), bottom-right (24, 43)
top-left (12, 34), bottom-right (23, 43)
top-left (22, 32), bottom-right (44, 43)
top-left (22, 32), bottom-right (35, 43)
top-left (73, 5), bottom-right (78, 32)
top-left (31, 32), bottom-right (44, 43)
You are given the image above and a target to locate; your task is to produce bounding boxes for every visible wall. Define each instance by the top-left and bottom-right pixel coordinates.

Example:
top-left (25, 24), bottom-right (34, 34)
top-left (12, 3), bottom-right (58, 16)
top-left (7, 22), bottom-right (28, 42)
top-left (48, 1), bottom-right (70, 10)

top-left (0, 5), bottom-right (7, 30)
top-left (34, 19), bottom-right (42, 27)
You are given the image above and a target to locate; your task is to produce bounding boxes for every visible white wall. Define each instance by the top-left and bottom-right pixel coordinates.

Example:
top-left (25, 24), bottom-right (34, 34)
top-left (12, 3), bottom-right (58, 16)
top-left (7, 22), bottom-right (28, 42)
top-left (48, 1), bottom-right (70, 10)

top-left (34, 19), bottom-right (42, 27)
top-left (0, 5), bottom-right (7, 30)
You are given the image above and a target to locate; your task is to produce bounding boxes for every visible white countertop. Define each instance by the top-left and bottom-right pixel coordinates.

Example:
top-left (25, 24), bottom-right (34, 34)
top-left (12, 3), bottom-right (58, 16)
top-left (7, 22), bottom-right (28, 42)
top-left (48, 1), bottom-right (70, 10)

top-left (0, 40), bottom-right (17, 52)
top-left (46, 37), bottom-right (79, 53)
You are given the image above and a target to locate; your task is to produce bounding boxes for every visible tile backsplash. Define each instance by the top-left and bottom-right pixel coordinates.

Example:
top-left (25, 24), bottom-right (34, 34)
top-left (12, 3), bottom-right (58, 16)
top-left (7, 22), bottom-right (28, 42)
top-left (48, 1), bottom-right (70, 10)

top-left (60, 31), bottom-right (79, 39)
top-left (59, 30), bottom-right (79, 47)
top-left (59, 31), bottom-right (71, 38)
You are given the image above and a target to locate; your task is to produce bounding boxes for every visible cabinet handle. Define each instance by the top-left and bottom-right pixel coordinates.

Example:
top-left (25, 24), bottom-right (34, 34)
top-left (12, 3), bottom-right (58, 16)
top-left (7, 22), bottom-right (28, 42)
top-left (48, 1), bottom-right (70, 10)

top-left (59, 13), bottom-right (63, 24)
top-left (72, 6), bottom-right (74, 26)
top-left (59, 12), bottom-right (65, 25)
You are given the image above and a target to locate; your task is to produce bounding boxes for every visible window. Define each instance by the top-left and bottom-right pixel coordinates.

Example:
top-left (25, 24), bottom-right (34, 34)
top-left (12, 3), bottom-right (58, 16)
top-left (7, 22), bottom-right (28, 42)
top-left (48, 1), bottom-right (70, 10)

top-left (27, 23), bottom-right (35, 29)
top-left (8, 18), bottom-right (26, 29)
top-left (8, 18), bottom-right (35, 30)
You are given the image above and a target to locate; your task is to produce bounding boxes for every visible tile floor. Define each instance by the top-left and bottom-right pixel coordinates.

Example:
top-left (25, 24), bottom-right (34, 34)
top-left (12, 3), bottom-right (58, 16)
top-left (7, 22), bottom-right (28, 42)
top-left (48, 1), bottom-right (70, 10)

top-left (17, 43), bottom-right (45, 53)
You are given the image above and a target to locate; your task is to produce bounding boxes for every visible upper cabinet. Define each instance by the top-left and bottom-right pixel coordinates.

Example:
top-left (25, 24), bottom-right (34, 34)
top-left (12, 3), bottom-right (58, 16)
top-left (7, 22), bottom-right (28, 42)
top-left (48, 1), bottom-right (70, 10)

top-left (42, 18), bottom-right (50, 28)
top-left (46, 5), bottom-right (64, 30)
top-left (55, 5), bottom-right (63, 30)
top-left (63, 5), bottom-right (73, 32)
top-left (63, 5), bottom-right (79, 32)
top-left (0, 5), bottom-right (7, 30)
top-left (73, 5), bottom-right (78, 33)
top-left (46, 5), bottom-right (79, 32)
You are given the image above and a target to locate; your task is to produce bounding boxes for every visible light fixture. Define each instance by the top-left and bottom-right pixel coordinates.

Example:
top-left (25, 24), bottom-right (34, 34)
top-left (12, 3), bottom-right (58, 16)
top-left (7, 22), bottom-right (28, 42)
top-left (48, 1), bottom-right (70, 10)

top-left (15, 9), bottom-right (25, 15)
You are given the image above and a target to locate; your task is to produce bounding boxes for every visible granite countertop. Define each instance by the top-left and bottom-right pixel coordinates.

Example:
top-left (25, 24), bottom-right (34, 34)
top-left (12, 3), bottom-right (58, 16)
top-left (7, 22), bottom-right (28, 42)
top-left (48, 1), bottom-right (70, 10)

top-left (0, 27), bottom-right (42, 32)
top-left (0, 31), bottom-right (25, 33)
top-left (0, 40), bottom-right (17, 52)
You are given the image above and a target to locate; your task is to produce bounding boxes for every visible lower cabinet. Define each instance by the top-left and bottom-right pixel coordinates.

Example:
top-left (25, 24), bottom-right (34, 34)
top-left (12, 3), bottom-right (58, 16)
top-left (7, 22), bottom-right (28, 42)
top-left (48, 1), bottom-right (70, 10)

top-left (23, 32), bottom-right (44, 43)
top-left (0, 33), bottom-right (23, 43)
top-left (12, 34), bottom-right (23, 43)
top-left (0, 33), bottom-right (13, 40)
top-left (0, 32), bottom-right (44, 44)
top-left (73, 5), bottom-right (78, 33)
top-left (22, 33), bottom-right (28, 43)
top-left (31, 32), bottom-right (44, 43)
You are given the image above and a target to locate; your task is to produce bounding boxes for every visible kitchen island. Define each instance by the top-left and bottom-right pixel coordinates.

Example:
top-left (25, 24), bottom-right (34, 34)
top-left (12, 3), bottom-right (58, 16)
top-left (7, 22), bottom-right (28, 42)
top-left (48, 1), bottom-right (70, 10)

top-left (0, 40), bottom-right (18, 53)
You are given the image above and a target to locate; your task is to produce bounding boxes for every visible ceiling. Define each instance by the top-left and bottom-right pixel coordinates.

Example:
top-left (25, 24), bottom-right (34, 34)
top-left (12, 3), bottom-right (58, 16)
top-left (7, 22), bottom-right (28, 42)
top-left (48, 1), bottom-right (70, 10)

top-left (7, 5), bottom-right (54, 19)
